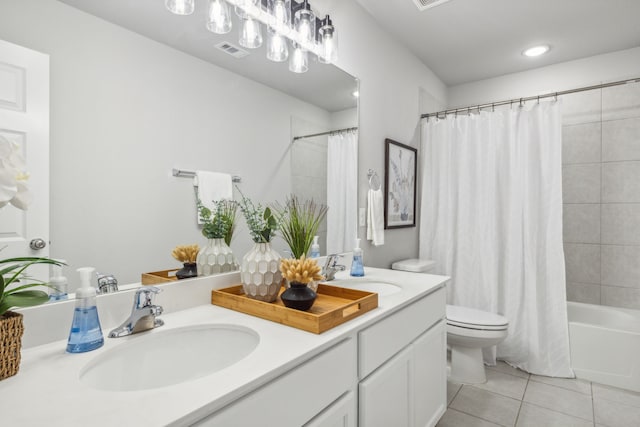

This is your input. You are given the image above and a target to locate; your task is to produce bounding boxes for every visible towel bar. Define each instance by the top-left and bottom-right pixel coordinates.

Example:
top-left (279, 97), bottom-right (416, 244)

top-left (172, 168), bottom-right (241, 183)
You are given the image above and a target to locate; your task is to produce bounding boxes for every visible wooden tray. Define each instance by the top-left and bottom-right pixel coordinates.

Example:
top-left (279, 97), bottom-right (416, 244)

top-left (141, 269), bottom-right (179, 285)
top-left (211, 284), bottom-right (378, 334)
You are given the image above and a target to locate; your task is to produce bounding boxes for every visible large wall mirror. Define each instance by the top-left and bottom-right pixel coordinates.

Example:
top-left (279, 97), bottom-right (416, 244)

top-left (1, 0), bottom-right (357, 291)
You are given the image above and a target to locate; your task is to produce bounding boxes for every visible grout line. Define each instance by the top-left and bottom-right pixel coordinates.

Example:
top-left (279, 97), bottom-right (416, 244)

top-left (591, 381), bottom-right (596, 427)
top-left (513, 376), bottom-right (530, 427)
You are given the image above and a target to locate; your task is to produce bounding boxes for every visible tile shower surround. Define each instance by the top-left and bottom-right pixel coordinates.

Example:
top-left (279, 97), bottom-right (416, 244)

top-left (562, 81), bottom-right (640, 310)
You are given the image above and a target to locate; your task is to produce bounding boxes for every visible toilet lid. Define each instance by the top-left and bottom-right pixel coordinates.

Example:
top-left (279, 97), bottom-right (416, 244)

top-left (446, 305), bottom-right (509, 330)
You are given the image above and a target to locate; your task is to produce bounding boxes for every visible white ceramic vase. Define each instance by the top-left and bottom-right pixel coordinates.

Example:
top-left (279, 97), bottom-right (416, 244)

top-left (240, 242), bottom-right (283, 302)
top-left (197, 238), bottom-right (238, 276)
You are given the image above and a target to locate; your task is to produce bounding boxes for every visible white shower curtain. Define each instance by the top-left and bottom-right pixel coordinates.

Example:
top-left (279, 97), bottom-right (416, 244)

top-left (420, 102), bottom-right (573, 377)
top-left (327, 131), bottom-right (358, 254)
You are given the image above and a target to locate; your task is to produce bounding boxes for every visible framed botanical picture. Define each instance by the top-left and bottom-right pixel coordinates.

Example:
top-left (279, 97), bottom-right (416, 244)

top-left (384, 139), bottom-right (417, 229)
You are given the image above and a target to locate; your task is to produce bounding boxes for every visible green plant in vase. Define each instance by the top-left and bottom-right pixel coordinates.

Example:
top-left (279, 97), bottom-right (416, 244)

top-left (274, 195), bottom-right (328, 259)
top-left (198, 199), bottom-right (238, 245)
top-left (1, 257), bottom-right (64, 316)
top-left (237, 189), bottom-right (282, 302)
top-left (196, 199), bottom-right (239, 276)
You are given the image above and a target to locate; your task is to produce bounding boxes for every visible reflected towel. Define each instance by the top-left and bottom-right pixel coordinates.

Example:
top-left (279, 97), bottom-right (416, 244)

top-left (194, 171), bottom-right (233, 224)
top-left (367, 188), bottom-right (384, 246)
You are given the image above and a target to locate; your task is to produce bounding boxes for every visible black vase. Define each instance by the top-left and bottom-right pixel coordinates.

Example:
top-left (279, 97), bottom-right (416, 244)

top-left (281, 282), bottom-right (317, 311)
top-left (176, 262), bottom-right (198, 279)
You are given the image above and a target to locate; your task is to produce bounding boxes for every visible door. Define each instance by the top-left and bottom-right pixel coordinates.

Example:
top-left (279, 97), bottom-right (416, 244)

top-left (0, 39), bottom-right (49, 267)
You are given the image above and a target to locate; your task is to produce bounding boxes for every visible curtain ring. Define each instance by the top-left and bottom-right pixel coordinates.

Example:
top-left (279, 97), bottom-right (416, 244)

top-left (510, 100), bottom-right (514, 109)
top-left (554, 92), bottom-right (558, 102)
top-left (537, 95), bottom-right (540, 104)
top-left (492, 103), bottom-right (495, 112)
top-left (519, 98), bottom-right (524, 108)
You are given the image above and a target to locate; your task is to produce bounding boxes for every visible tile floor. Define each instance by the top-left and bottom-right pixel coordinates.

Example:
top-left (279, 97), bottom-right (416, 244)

top-left (437, 362), bottom-right (640, 427)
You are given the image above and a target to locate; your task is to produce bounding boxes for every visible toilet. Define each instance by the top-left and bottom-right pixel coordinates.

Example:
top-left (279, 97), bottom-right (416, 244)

top-left (391, 258), bottom-right (509, 384)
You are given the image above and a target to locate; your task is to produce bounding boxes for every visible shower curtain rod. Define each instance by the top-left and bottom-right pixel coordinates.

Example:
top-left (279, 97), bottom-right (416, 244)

top-left (421, 76), bottom-right (640, 120)
top-left (292, 126), bottom-right (358, 142)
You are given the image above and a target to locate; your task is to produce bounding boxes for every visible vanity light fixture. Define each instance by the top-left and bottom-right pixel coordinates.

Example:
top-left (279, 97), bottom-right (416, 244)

top-left (167, 0), bottom-right (338, 73)
top-left (523, 45), bottom-right (550, 57)
top-left (166, 0), bottom-right (195, 15)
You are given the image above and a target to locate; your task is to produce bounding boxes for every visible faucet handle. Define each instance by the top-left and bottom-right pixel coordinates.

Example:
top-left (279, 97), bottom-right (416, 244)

top-left (134, 286), bottom-right (162, 309)
top-left (325, 253), bottom-right (344, 267)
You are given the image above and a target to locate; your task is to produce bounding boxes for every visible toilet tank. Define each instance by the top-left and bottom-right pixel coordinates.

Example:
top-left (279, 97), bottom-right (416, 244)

top-left (391, 258), bottom-right (436, 273)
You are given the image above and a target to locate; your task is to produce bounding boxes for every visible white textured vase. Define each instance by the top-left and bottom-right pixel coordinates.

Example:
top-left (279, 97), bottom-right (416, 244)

top-left (241, 242), bottom-right (283, 302)
top-left (197, 238), bottom-right (238, 276)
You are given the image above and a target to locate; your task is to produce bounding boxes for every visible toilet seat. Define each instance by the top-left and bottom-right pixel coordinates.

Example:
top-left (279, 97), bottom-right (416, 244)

top-left (446, 305), bottom-right (508, 331)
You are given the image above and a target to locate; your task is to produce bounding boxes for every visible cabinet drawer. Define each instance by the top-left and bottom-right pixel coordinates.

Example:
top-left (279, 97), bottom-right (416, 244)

top-left (196, 338), bottom-right (356, 427)
top-left (358, 286), bottom-right (445, 378)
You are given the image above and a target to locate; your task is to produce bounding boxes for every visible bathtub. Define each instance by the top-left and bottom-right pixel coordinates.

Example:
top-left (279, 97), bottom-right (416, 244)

top-left (568, 301), bottom-right (640, 392)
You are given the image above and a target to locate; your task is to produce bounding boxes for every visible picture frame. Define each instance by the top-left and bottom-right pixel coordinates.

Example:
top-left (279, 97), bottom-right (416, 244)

top-left (384, 138), bottom-right (417, 229)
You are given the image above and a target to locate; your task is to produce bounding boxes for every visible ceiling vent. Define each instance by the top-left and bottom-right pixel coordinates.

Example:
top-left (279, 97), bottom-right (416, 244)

top-left (214, 42), bottom-right (249, 59)
top-left (412, 0), bottom-right (454, 11)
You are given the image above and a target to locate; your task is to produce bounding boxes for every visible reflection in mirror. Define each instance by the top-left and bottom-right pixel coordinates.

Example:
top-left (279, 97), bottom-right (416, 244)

top-left (1, 0), bottom-right (358, 292)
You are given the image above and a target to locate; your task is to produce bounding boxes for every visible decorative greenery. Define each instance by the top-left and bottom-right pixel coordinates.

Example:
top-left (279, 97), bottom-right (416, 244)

top-left (171, 244), bottom-right (199, 263)
top-left (0, 257), bottom-right (64, 317)
top-left (198, 199), bottom-right (238, 245)
top-left (237, 189), bottom-right (278, 243)
top-left (279, 256), bottom-right (324, 284)
top-left (274, 195), bottom-right (328, 259)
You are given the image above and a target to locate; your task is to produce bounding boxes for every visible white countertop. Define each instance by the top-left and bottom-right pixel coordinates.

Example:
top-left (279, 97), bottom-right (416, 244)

top-left (0, 267), bottom-right (448, 426)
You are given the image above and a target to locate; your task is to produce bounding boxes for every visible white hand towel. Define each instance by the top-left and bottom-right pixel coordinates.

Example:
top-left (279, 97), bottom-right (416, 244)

top-left (194, 171), bottom-right (233, 224)
top-left (367, 188), bottom-right (385, 246)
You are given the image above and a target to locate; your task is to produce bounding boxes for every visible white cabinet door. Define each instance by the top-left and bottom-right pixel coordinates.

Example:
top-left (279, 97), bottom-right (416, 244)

top-left (305, 392), bottom-right (356, 427)
top-left (359, 346), bottom-right (413, 427)
top-left (0, 39), bottom-right (49, 265)
top-left (413, 320), bottom-right (447, 427)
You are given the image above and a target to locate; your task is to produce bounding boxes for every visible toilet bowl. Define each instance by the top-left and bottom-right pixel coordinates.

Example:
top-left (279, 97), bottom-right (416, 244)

top-left (391, 258), bottom-right (509, 384)
top-left (446, 304), bottom-right (508, 384)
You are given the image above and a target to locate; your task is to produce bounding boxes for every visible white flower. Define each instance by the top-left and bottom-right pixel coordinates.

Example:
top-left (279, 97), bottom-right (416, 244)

top-left (0, 134), bottom-right (31, 210)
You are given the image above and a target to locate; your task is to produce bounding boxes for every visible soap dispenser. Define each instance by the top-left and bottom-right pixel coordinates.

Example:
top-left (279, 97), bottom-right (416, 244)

top-left (66, 267), bottom-right (104, 353)
top-left (310, 236), bottom-right (320, 258)
top-left (48, 259), bottom-right (68, 301)
top-left (350, 238), bottom-right (365, 277)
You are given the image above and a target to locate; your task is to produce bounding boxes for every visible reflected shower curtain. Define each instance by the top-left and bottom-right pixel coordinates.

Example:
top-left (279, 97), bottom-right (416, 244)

top-left (420, 102), bottom-right (573, 377)
top-left (327, 131), bottom-right (358, 254)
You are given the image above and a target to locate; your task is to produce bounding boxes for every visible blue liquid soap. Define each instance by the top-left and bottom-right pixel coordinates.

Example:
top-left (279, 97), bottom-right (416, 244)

top-left (66, 266), bottom-right (104, 353)
top-left (66, 306), bottom-right (104, 353)
top-left (350, 238), bottom-right (365, 277)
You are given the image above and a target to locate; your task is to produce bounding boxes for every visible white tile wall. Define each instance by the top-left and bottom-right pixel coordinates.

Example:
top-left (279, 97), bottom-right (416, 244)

top-left (562, 122), bottom-right (602, 164)
top-left (563, 82), bottom-right (640, 310)
top-left (602, 117), bottom-right (640, 161)
top-left (563, 204), bottom-right (600, 244)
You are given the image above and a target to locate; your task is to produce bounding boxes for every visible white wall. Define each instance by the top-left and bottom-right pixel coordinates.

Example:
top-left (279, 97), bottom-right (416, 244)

top-left (448, 47), bottom-right (640, 109)
top-left (329, 0), bottom-right (448, 267)
top-left (0, 0), bottom-right (332, 287)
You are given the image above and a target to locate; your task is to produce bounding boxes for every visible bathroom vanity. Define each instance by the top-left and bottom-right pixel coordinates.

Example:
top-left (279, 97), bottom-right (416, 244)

top-left (2, 268), bottom-right (448, 426)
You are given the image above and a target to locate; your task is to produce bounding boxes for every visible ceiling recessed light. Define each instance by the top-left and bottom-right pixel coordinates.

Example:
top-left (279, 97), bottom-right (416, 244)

top-left (523, 45), bottom-right (550, 57)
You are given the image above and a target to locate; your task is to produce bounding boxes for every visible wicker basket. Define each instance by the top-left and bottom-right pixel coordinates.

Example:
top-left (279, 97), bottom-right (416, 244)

top-left (0, 311), bottom-right (24, 381)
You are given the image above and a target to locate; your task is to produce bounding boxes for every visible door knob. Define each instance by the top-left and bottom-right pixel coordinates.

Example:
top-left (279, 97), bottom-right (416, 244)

top-left (30, 238), bottom-right (47, 250)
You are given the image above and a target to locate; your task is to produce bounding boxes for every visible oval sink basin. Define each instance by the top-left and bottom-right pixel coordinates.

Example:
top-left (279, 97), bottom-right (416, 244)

top-left (80, 324), bottom-right (259, 391)
top-left (340, 281), bottom-right (402, 296)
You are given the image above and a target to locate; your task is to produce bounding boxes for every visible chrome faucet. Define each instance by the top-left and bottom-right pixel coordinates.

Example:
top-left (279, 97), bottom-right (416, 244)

top-left (322, 254), bottom-right (346, 281)
top-left (109, 287), bottom-right (164, 338)
top-left (96, 272), bottom-right (119, 294)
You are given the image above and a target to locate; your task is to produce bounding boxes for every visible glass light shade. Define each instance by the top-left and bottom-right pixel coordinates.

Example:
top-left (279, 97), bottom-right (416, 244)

top-left (207, 0), bottom-right (232, 34)
top-left (239, 16), bottom-right (263, 49)
top-left (319, 27), bottom-right (337, 64)
top-left (268, 0), bottom-right (291, 34)
top-left (294, 7), bottom-right (315, 45)
top-left (267, 29), bottom-right (289, 62)
top-left (289, 44), bottom-right (308, 73)
top-left (165, 0), bottom-right (195, 15)
top-left (234, 0), bottom-right (259, 19)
